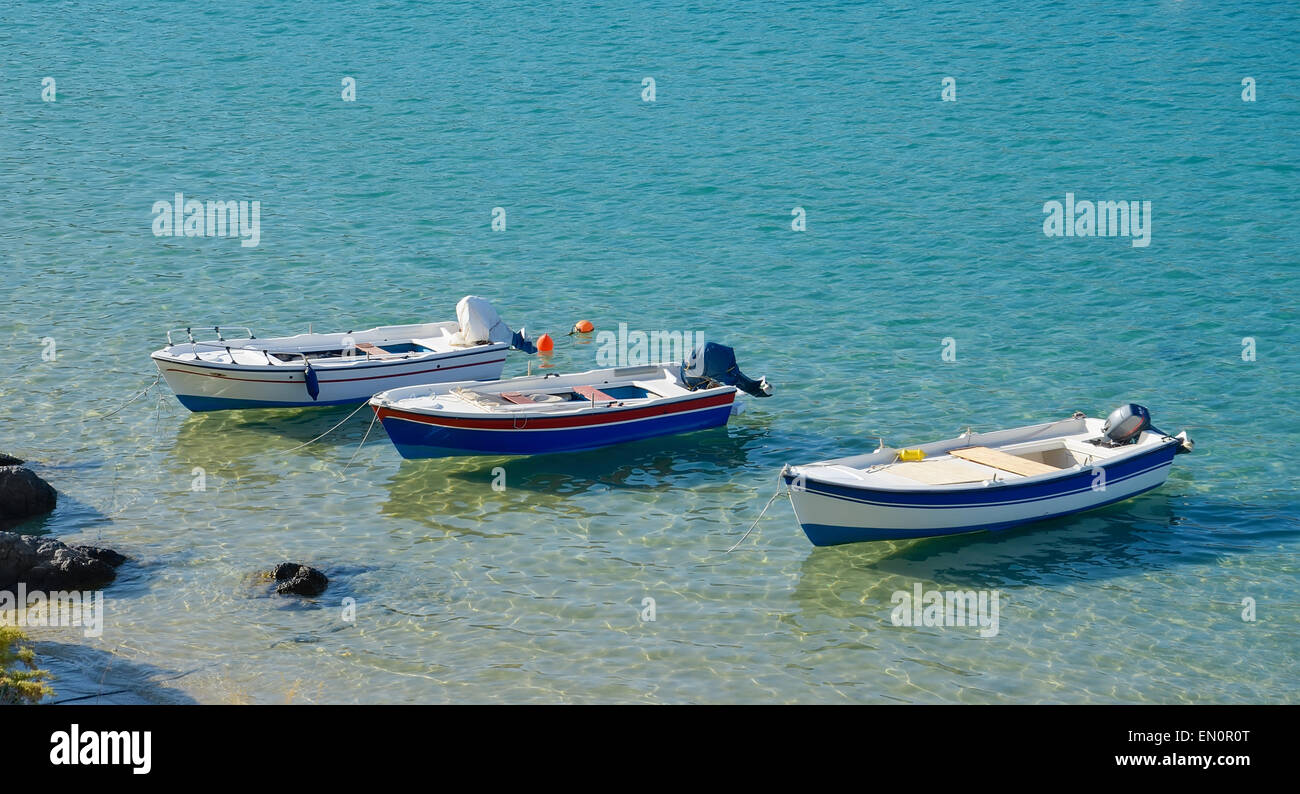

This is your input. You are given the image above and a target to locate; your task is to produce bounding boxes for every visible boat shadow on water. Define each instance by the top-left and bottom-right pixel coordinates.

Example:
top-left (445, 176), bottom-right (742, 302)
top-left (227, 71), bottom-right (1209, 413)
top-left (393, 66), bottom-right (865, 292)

top-left (788, 488), bottom-right (1294, 620)
top-left (376, 424), bottom-right (773, 529)
top-left (163, 404), bottom-right (377, 469)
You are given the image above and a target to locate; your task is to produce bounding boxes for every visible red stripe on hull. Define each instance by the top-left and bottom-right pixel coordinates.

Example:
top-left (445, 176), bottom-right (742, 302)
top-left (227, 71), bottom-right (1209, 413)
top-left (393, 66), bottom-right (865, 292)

top-left (374, 391), bottom-right (734, 430)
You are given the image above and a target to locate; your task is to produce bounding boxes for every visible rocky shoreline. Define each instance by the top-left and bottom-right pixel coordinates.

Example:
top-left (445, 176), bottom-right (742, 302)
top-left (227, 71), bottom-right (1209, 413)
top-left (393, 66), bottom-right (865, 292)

top-left (0, 532), bottom-right (127, 592)
top-left (0, 457), bottom-right (127, 593)
top-left (0, 461), bottom-right (58, 526)
top-left (1, 453), bottom-right (333, 704)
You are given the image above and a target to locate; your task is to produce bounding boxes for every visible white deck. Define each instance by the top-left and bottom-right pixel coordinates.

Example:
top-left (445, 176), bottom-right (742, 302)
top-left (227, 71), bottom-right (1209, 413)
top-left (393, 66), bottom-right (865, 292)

top-left (372, 364), bottom-right (713, 417)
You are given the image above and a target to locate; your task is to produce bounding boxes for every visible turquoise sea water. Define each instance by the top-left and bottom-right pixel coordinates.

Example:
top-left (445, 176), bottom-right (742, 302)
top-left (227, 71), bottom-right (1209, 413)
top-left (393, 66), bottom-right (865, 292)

top-left (1, 0), bottom-right (1297, 703)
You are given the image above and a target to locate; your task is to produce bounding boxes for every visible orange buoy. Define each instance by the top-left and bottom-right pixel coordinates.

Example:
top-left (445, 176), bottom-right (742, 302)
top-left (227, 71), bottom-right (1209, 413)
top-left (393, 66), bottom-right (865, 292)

top-left (536, 333), bottom-right (554, 353)
top-left (570, 319), bottom-right (595, 335)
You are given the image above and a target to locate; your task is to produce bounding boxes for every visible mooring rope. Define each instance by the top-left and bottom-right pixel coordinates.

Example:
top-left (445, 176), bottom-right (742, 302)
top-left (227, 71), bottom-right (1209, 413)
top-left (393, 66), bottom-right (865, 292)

top-left (189, 401), bottom-right (374, 495)
top-left (726, 478), bottom-right (788, 553)
top-left (278, 401), bottom-right (371, 454)
top-left (340, 408), bottom-right (380, 476)
top-left (97, 375), bottom-right (161, 419)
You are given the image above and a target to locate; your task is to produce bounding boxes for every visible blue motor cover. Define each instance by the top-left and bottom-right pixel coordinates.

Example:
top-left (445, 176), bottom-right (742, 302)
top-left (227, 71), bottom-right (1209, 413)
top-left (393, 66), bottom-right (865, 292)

top-left (681, 342), bottom-right (772, 398)
top-left (510, 329), bottom-right (537, 354)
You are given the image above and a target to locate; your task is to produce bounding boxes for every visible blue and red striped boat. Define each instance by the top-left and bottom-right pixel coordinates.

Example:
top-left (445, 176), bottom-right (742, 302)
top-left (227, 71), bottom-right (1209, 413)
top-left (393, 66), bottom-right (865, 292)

top-left (370, 360), bottom-right (769, 458)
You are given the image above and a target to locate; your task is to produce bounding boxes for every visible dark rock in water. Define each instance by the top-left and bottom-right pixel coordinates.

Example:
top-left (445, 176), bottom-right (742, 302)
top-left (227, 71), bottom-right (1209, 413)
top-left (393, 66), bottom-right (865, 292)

top-left (75, 545), bottom-right (128, 568)
top-left (0, 454), bottom-right (24, 466)
top-left (0, 531), bottom-right (125, 591)
top-left (271, 562), bottom-right (300, 581)
top-left (0, 466), bottom-right (57, 522)
top-left (272, 563), bottom-right (328, 596)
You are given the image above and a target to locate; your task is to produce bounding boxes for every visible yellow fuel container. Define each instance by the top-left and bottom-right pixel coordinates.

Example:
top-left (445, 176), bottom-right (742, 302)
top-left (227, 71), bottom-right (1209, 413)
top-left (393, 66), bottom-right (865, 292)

top-left (899, 449), bottom-right (926, 462)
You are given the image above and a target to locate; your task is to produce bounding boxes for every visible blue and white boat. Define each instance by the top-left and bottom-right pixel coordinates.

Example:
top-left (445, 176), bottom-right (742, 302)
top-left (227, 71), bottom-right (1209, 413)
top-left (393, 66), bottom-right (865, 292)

top-left (782, 405), bottom-right (1193, 546)
top-left (370, 343), bottom-right (772, 458)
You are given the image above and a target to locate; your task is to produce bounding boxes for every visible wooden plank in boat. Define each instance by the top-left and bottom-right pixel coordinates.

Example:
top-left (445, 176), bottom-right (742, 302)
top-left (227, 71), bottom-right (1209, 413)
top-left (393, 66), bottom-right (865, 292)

top-left (356, 342), bottom-right (392, 356)
top-left (573, 385), bottom-right (615, 402)
top-left (887, 460), bottom-right (989, 485)
top-left (499, 392), bottom-right (536, 405)
top-left (947, 446), bottom-right (1060, 477)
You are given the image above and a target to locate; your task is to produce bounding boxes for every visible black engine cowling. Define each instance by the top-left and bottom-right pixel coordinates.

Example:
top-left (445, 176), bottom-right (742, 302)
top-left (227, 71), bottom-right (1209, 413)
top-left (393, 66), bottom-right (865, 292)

top-left (1102, 403), bottom-right (1153, 444)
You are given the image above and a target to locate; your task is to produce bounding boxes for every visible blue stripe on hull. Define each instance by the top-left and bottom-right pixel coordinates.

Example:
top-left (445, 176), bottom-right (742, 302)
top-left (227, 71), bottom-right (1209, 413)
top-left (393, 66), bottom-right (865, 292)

top-left (176, 394), bottom-right (369, 412)
top-left (381, 405), bottom-right (733, 458)
top-left (799, 481), bottom-right (1169, 546)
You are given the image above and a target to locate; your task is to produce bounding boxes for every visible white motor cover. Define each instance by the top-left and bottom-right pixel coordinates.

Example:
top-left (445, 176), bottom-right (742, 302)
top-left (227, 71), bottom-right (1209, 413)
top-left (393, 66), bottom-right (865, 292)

top-left (454, 296), bottom-right (512, 346)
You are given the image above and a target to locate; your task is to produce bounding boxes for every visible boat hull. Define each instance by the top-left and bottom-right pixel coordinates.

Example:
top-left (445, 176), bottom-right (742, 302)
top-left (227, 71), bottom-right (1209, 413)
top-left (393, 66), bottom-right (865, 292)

top-left (375, 392), bottom-right (734, 458)
top-left (785, 442), bottom-right (1179, 546)
top-left (153, 347), bottom-right (508, 412)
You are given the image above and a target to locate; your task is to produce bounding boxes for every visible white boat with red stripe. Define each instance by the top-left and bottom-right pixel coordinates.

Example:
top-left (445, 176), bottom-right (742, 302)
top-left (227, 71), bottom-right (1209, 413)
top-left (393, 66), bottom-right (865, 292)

top-left (152, 297), bottom-right (534, 412)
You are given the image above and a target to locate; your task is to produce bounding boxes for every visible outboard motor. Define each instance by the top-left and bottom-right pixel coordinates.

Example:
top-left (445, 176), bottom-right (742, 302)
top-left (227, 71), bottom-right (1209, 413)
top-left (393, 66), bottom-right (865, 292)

top-left (1091, 403), bottom-right (1193, 452)
top-left (681, 342), bottom-right (773, 398)
top-left (454, 295), bottom-right (537, 354)
top-left (1102, 403), bottom-right (1156, 444)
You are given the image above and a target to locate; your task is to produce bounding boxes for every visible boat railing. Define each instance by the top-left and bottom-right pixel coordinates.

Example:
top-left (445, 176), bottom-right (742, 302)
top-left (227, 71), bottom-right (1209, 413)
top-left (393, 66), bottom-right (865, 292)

top-left (169, 338), bottom-right (312, 366)
top-left (167, 326), bottom-right (256, 345)
top-left (166, 327), bottom-right (414, 364)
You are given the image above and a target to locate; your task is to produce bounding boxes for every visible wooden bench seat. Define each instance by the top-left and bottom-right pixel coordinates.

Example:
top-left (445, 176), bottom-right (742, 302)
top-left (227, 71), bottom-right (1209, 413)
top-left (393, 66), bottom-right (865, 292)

top-left (573, 385), bottom-right (616, 402)
top-left (356, 342), bottom-right (392, 357)
top-left (946, 446), bottom-right (1060, 477)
